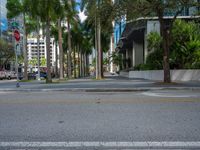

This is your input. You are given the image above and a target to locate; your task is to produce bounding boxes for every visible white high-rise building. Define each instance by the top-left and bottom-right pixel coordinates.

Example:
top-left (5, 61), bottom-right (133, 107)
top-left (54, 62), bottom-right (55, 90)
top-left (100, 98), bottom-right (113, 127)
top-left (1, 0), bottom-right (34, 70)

top-left (27, 38), bottom-right (58, 72)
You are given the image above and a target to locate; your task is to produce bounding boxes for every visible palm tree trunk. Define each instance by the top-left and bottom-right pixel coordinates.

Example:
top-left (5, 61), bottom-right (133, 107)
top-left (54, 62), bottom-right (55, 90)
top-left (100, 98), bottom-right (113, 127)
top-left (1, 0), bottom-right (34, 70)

top-left (37, 17), bottom-right (41, 81)
top-left (81, 52), bottom-right (84, 77)
top-left (83, 53), bottom-right (86, 77)
top-left (97, 17), bottom-right (102, 79)
top-left (86, 53), bottom-right (88, 76)
top-left (67, 21), bottom-right (72, 79)
top-left (55, 41), bottom-right (58, 78)
top-left (46, 18), bottom-right (52, 83)
top-left (95, 14), bottom-right (98, 79)
top-left (73, 45), bottom-right (76, 78)
top-left (58, 18), bottom-right (64, 80)
top-left (86, 54), bottom-right (89, 76)
top-left (23, 13), bottom-right (28, 80)
top-left (78, 45), bottom-right (80, 78)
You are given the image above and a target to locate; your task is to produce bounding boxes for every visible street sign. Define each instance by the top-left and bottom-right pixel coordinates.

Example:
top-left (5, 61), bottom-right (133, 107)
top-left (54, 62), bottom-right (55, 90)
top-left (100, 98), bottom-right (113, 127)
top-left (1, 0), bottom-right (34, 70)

top-left (14, 30), bottom-right (20, 42)
top-left (11, 22), bottom-right (19, 28)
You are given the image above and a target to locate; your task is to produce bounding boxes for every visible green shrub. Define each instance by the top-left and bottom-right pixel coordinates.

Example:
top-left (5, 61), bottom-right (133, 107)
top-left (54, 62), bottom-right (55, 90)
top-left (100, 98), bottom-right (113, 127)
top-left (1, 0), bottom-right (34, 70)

top-left (140, 20), bottom-right (200, 71)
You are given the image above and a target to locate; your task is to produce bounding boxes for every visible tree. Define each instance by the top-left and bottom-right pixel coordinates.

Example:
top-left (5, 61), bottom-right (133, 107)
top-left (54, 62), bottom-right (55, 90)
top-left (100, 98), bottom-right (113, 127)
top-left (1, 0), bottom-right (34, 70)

top-left (6, 0), bottom-right (30, 80)
top-left (40, 57), bottom-right (47, 67)
top-left (138, 20), bottom-right (200, 70)
top-left (62, 0), bottom-right (78, 79)
top-left (81, 0), bottom-right (113, 79)
top-left (28, 57), bottom-right (37, 67)
top-left (38, 0), bottom-right (59, 83)
top-left (53, 0), bottom-right (65, 80)
top-left (115, 0), bottom-right (197, 83)
top-left (0, 39), bottom-right (15, 69)
top-left (170, 20), bottom-right (200, 69)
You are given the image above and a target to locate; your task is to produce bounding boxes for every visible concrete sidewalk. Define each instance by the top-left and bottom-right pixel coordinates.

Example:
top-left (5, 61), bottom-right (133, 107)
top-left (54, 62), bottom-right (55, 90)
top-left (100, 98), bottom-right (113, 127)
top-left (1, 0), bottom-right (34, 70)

top-left (0, 76), bottom-right (200, 92)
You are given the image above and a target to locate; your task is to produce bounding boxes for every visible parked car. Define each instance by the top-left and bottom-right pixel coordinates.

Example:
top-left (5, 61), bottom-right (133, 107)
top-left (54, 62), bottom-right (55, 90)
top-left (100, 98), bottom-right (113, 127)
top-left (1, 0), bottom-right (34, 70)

top-left (0, 71), bottom-right (6, 80)
top-left (28, 73), bottom-right (37, 80)
top-left (0, 70), bottom-right (17, 80)
top-left (5, 71), bottom-right (17, 80)
top-left (35, 72), bottom-right (47, 79)
top-left (28, 72), bottom-right (47, 80)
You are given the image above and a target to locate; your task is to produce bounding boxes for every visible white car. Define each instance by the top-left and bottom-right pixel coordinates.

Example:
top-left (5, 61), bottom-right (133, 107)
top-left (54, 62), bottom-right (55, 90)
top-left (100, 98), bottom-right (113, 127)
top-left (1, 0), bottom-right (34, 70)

top-left (0, 70), bottom-right (17, 80)
top-left (5, 71), bottom-right (17, 80)
top-left (0, 71), bottom-right (6, 80)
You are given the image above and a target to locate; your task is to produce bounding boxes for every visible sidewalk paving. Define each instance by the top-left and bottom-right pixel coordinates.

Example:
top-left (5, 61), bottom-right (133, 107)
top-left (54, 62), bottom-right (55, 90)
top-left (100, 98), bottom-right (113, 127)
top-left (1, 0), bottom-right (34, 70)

top-left (0, 75), bottom-right (200, 92)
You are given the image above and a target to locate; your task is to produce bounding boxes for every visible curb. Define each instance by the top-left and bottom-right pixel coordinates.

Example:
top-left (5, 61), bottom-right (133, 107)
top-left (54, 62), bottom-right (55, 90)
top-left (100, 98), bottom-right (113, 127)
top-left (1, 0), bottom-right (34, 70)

top-left (0, 87), bottom-right (200, 92)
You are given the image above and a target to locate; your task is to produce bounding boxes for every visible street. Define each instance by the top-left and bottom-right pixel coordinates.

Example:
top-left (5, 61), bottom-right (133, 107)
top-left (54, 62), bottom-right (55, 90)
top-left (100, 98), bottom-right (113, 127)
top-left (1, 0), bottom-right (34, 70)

top-left (0, 80), bottom-right (200, 149)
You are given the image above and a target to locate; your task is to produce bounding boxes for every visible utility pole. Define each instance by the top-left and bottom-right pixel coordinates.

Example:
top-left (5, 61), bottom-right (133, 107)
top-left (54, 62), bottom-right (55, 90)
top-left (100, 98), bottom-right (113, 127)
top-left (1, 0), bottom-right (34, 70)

top-left (15, 43), bottom-right (20, 87)
top-left (14, 29), bottom-right (21, 87)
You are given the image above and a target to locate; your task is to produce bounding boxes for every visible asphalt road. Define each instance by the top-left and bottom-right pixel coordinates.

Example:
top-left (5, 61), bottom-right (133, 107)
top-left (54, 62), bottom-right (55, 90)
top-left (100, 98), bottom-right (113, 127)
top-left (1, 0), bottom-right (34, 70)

top-left (0, 90), bottom-right (200, 149)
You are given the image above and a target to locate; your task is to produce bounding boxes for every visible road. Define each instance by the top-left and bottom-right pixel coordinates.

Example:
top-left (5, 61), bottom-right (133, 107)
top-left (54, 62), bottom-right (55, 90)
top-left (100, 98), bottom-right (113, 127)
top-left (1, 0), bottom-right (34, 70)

top-left (0, 77), bottom-right (200, 91)
top-left (0, 88), bottom-right (200, 149)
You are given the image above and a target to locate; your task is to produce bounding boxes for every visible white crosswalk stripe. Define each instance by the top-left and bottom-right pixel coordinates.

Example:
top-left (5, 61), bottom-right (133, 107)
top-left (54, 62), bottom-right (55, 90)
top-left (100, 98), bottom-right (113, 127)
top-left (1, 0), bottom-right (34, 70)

top-left (1, 141), bottom-right (200, 149)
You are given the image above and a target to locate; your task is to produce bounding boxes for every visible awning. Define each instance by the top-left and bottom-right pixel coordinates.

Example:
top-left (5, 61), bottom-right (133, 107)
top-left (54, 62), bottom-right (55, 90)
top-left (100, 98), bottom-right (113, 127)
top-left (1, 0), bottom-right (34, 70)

top-left (116, 20), bottom-right (146, 53)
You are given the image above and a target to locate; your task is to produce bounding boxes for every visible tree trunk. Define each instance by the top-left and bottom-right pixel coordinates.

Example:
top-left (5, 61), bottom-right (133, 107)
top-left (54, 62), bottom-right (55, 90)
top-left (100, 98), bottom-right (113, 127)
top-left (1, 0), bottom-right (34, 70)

top-left (78, 45), bottom-right (80, 78)
top-left (159, 16), bottom-right (171, 83)
top-left (83, 53), bottom-right (86, 76)
top-left (95, 10), bottom-right (98, 79)
top-left (67, 21), bottom-right (72, 79)
top-left (82, 53), bottom-right (85, 77)
top-left (73, 45), bottom-right (76, 78)
top-left (86, 54), bottom-right (89, 76)
top-left (80, 50), bottom-right (82, 77)
top-left (97, 17), bottom-right (102, 79)
top-left (58, 18), bottom-right (64, 80)
top-left (23, 13), bottom-right (28, 80)
top-left (55, 41), bottom-right (58, 78)
top-left (46, 18), bottom-right (52, 83)
top-left (37, 17), bottom-right (41, 81)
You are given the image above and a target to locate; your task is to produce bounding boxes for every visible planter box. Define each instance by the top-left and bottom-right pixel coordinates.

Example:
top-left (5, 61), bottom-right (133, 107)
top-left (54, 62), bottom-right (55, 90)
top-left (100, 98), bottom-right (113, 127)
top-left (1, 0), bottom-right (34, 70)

top-left (120, 70), bottom-right (200, 81)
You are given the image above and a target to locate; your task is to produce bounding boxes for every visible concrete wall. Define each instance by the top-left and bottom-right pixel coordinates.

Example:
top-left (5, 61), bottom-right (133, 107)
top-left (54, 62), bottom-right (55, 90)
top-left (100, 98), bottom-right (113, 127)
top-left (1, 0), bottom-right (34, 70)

top-left (119, 71), bottom-right (129, 78)
top-left (120, 70), bottom-right (200, 81)
top-left (133, 41), bottom-right (144, 66)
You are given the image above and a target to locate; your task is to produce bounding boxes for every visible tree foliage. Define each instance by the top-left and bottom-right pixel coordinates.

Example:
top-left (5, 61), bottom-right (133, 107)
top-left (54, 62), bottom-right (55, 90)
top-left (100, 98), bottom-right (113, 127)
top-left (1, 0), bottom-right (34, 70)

top-left (114, 0), bottom-right (197, 82)
top-left (136, 20), bottom-right (200, 70)
top-left (0, 39), bottom-right (15, 69)
top-left (170, 20), bottom-right (200, 69)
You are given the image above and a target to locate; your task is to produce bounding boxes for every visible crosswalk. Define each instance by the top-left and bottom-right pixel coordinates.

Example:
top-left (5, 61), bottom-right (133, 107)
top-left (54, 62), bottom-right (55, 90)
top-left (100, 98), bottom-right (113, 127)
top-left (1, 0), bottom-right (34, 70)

top-left (1, 142), bottom-right (200, 150)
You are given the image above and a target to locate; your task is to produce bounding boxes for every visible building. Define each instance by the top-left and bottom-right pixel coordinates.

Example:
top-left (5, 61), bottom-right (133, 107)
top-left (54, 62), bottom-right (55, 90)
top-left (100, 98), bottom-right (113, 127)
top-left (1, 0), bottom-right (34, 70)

top-left (27, 38), bottom-right (59, 72)
top-left (115, 2), bottom-right (200, 71)
top-left (0, 0), bottom-right (7, 39)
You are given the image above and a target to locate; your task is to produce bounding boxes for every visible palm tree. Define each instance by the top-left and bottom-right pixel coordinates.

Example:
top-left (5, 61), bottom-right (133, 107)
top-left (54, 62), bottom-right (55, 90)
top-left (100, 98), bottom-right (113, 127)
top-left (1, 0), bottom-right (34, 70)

top-left (81, 0), bottom-right (113, 79)
top-left (54, 1), bottom-right (65, 80)
top-left (62, 0), bottom-right (78, 79)
top-left (6, 0), bottom-right (30, 80)
top-left (26, 0), bottom-right (42, 80)
top-left (38, 0), bottom-right (59, 83)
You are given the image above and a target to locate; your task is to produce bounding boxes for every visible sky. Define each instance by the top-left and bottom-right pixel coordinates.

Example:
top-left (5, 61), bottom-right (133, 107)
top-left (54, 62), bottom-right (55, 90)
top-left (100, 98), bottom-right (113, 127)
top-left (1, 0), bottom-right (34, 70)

top-left (0, 0), bottom-right (86, 32)
top-left (76, 0), bottom-right (87, 22)
top-left (0, 0), bottom-right (8, 31)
